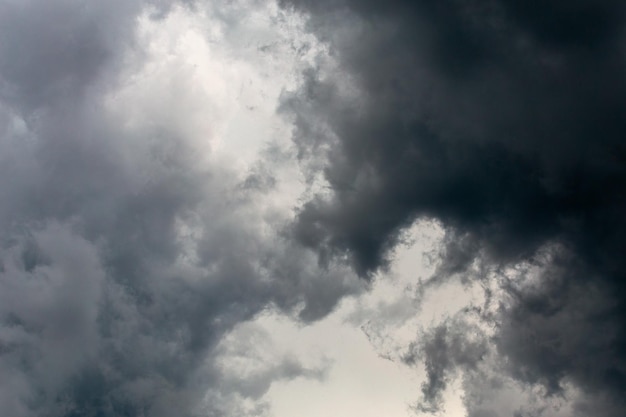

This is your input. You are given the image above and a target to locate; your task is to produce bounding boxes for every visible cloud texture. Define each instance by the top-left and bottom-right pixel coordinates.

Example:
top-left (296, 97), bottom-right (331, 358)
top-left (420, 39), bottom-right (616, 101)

top-left (0, 1), bottom-right (359, 416)
top-left (279, 0), bottom-right (626, 415)
top-left (3, 0), bottom-right (626, 416)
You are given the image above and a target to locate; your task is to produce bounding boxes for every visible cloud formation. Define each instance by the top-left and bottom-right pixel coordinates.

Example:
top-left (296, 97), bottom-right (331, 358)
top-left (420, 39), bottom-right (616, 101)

top-left (3, 0), bottom-right (626, 415)
top-left (279, 0), bottom-right (626, 415)
top-left (0, 1), bottom-right (360, 416)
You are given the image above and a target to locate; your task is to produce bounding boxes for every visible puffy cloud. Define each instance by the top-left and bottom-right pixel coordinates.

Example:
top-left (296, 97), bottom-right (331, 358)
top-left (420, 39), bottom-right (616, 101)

top-left (0, 1), bottom-right (360, 416)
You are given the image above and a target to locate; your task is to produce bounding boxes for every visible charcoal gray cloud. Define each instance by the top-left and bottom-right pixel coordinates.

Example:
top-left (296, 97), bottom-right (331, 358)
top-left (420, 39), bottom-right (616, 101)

top-left (279, 0), bottom-right (626, 415)
top-left (0, 1), bottom-right (359, 416)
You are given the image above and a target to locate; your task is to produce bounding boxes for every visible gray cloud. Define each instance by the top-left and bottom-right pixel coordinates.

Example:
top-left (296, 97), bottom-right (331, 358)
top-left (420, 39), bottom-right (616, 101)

top-left (5, 0), bottom-right (625, 415)
top-left (0, 1), bottom-right (360, 416)
top-left (402, 317), bottom-right (487, 413)
top-left (279, 0), bottom-right (626, 415)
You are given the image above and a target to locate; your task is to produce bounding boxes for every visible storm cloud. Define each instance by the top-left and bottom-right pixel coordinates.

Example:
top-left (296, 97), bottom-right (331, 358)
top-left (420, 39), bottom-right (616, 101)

top-left (279, 0), bottom-right (626, 415)
top-left (3, 0), bottom-right (626, 415)
top-left (0, 1), bottom-right (360, 416)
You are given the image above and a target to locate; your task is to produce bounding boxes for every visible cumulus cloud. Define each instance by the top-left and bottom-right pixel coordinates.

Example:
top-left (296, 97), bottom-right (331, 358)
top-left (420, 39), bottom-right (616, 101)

top-left (0, 1), bottom-right (361, 416)
top-left (278, 0), bottom-right (626, 415)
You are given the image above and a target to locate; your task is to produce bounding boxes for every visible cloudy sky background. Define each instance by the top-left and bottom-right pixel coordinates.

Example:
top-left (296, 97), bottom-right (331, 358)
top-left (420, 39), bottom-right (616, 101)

top-left (0, 1), bottom-right (625, 416)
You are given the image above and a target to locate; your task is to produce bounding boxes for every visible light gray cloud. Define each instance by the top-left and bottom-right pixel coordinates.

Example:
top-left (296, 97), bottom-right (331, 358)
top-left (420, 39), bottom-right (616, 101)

top-left (0, 1), bottom-right (360, 416)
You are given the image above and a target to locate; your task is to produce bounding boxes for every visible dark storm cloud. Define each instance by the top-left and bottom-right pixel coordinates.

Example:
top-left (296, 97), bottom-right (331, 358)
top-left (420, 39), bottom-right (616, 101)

top-left (0, 1), bottom-right (359, 416)
top-left (279, 0), bottom-right (626, 415)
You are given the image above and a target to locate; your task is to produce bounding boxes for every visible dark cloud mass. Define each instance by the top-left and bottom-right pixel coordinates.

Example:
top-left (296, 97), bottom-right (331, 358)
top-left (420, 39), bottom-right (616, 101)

top-left (3, 0), bottom-right (626, 415)
top-left (279, 0), bottom-right (626, 415)
top-left (0, 1), bottom-right (359, 416)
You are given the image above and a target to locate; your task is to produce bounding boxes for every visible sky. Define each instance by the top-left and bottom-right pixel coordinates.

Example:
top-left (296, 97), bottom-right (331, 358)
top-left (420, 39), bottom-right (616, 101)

top-left (0, 1), bottom-right (624, 417)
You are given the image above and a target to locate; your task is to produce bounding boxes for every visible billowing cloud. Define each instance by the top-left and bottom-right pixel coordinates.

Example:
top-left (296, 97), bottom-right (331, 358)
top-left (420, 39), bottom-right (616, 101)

top-left (0, 1), bottom-right (361, 416)
top-left (278, 0), bottom-right (626, 415)
top-left (4, 0), bottom-right (626, 415)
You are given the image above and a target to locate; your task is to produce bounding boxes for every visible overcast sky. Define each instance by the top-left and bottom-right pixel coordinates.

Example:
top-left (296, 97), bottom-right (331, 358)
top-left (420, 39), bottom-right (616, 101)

top-left (0, 1), bottom-right (625, 417)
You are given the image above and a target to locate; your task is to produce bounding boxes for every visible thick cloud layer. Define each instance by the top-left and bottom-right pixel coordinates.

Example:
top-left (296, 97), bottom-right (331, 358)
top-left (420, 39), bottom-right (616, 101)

top-left (0, 1), bottom-right (360, 416)
top-left (279, 0), bottom-right (626, 415)
top-left (4, 0), bottom-right (626, 415)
